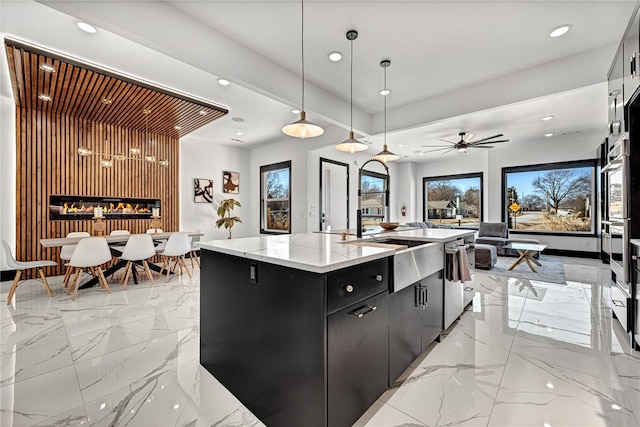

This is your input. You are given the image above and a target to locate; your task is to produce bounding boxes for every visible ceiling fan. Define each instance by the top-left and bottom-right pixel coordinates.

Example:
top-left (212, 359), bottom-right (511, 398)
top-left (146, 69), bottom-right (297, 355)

top-left (422, 132), bottom-right (509, 154)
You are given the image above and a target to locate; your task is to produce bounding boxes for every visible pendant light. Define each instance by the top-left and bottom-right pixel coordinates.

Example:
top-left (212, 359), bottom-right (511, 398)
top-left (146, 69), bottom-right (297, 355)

top-left (372, 60), bottom-right (399, 162)
top-left (335, 30), bottom-right (368, 153)
top-left (282, 0), bottom-right (324, 139)
top-left (143, 109), bottom-right (156, 163)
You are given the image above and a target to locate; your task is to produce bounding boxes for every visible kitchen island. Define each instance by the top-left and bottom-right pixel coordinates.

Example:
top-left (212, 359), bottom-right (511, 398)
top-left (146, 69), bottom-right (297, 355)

top-left (199, 228), bottom-right (474, 427)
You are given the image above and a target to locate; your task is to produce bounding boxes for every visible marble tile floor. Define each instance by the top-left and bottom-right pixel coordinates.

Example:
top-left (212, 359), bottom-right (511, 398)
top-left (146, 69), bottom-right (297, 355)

top-left (0, 256), bottom-right (638, 427)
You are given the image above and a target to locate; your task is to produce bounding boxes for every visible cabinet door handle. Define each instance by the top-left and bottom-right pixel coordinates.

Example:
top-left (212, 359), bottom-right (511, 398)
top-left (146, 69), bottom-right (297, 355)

top-left (349, 305), bottom-right (377, 318)
top-left (415, 285), bottom-right (422, 307)
top-left (632, 53), bottom-right (638, 78)
top-left (423, 287), bottom-right (428, 309)
top-left (612, 299), bottom-right (625, 307)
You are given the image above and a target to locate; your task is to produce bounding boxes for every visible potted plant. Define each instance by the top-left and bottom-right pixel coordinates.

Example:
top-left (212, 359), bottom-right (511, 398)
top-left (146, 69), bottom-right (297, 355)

top-left (216, 198), bottom-right (242, 239)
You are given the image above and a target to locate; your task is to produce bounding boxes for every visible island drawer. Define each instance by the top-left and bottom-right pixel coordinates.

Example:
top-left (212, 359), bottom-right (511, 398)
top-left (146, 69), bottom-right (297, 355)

top-left (327, 258), bottom-right (389, 315)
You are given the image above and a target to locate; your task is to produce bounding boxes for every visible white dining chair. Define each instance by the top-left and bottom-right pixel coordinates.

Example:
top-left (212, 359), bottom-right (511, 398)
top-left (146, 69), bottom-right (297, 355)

top-left (66, 237), bottom-right (113, 301)
top-left (60, 231), bottom-right (90, 287)
top-left (118, 234), bottom-right (156, 288)
top-left (108, 230), bottom-right (131, 277)
top-left (158, 232), bottom-right (192, 282)
top-left (3, 239), bottom-right (58, 305)
top-left (147, 228), bottom-right (166, 252)
top-left (188, 229), bottom-right (202, 269)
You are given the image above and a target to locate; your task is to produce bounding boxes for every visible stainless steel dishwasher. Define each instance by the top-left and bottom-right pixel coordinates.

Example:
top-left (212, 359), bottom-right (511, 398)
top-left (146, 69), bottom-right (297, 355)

top-left (444, 240), bottom-right (475, 330)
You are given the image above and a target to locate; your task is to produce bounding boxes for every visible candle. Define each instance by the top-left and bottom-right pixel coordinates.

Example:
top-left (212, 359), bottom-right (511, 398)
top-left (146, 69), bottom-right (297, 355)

top-left (152, 207), bottom-right (160, 218)
top-left (94, 206), bottom-right (103, 218)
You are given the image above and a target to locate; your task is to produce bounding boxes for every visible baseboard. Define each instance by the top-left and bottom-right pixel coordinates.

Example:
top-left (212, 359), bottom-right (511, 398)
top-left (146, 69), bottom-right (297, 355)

top-left (543, 249), bottom-right (601, 259)
top-left (1, 270), bottom-right (16, 282)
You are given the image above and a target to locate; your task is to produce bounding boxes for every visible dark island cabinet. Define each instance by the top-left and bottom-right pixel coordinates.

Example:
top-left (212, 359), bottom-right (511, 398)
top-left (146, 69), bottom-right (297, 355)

top-left (388, 271), bottom-right (443, 383)
top-left (200, 249), bottom-right (390, 427)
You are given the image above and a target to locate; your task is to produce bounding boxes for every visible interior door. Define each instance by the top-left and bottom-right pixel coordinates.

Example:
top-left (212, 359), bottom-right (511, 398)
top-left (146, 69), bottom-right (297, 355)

top-left (320, 158), bottom-right (349, 231)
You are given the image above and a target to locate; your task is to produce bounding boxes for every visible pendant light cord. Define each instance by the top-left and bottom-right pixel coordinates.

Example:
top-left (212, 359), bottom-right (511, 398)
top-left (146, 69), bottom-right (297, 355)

top-left (301, 0), bottom-right (305, 111)
top-left (350, 36), bottom-right (353, 133)
top-left (384, 65), bottom-right (387, 146)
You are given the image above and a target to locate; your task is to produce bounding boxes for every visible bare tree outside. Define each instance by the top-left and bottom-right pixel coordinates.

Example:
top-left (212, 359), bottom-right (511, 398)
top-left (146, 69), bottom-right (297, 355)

top-left (425, 175), bottom-right (482, 227)
top-left (532, 169), bottom-right (590, 214)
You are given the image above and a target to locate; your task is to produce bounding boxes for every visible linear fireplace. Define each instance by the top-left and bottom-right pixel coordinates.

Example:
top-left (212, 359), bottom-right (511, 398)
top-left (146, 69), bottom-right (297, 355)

top-left (49, 195), bottom-right (160, 220)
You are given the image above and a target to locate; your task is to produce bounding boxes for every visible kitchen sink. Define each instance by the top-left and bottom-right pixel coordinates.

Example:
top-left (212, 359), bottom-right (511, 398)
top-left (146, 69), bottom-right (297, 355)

top-left (377, 239), bottom-right (444, 292)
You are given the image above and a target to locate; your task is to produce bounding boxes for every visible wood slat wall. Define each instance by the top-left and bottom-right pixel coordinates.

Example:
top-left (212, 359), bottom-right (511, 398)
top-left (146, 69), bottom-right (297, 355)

top-left (16, 107), bottom-right (180, 277)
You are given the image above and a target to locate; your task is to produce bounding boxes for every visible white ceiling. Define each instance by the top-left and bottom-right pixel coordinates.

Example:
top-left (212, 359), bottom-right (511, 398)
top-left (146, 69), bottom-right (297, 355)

top-left (1, 1), bottom-right (636, 161)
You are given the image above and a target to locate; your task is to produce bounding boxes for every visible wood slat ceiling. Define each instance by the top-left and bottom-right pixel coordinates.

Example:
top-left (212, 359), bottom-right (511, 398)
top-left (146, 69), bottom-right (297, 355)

top-left (4, 38), bottom-right (228, 138)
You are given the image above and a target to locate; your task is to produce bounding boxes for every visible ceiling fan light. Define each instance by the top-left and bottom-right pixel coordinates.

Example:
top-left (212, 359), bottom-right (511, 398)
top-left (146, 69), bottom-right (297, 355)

top-left (282, 111), bottom-right (324, 138)
top-left (335, 131), bottom-right (369, 153)
top-left (457, 147), bottom-right (468, 153)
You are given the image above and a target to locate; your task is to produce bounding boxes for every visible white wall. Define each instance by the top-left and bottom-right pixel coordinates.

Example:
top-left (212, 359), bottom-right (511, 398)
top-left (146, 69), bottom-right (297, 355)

top-left (180, 137), bottom-right (251, 241)
top-left (0, 95), bottom-right (16, 269)
top-left (414, 131), bottom-right (604, 252)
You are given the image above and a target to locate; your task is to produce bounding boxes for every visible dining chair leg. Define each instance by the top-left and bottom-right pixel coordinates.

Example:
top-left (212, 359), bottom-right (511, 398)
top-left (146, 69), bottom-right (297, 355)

top-left (6, 270), bottom-right (22, 305)
top-left (97, 267), bottom-right (111, 294)
top-left (193, 251), bottom-right (201, 268)
top-left (67, 269), bottom-right (79, 295)
top-left (37, 268), bottom-right (53, 298)
top-left (159, 258), bottom-right (167, 278)
top-left (70, 268), bottom-right (83, 301)
top-left (143, 261), bottom-right (155, 285)
top-left (63, 266), bottom-right (73, 287)
top-left (166, 257), bottom-right (172, 283)
top-left (181, 256), bottom-right (192, 278)
top-left (122, 262), bottom-right (132, 289)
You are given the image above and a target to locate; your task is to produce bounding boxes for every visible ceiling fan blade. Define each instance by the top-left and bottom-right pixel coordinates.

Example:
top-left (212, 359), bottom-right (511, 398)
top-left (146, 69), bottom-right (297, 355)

top-left (471, 133), bottom-right (504, 144)
top-left (438, 138), bottom-right (457, 144)
top-left (463, 132), bottom-right (476, 143)
top-left (421, 147), bottom-right (450, 153)
top-left (472, 139), bottom-right (509, 146)
top-left (440, 147), bottom-right (457, 155)
top-left (421, 144), bottom-right (456, 148)
top-left (470, 146), bottom-right (494, 149)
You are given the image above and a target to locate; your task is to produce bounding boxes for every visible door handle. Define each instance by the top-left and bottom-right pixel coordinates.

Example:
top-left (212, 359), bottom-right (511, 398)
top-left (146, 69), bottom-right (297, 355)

top-left (349, 305), bottom-right (377, 318)
top-left (612, 299), bottom-right (625, 307)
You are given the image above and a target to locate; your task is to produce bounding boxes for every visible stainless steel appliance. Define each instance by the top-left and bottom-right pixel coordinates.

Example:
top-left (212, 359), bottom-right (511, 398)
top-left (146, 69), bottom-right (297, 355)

top-left (444, 240), bottom-right (474, 330)
top-left (603, 136), bottom-right (632, 332)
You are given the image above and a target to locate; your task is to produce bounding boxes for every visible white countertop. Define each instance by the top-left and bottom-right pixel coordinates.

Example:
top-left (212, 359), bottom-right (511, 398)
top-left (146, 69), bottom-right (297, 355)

top-left (200, 228), bottom-right (475, 273)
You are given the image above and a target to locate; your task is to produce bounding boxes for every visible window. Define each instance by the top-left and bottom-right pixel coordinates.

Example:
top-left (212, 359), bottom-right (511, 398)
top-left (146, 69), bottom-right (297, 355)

top-left (260, 161), bottom-right (291, 234)
top-left (502, 160), bottom-right (596, 234)
top-left (422, 173), bottom-right (483, 228)
top-left (360, 170), bottom-right (388, 225)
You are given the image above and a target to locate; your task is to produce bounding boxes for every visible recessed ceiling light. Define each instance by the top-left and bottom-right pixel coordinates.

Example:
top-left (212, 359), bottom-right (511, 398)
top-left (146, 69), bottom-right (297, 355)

top-left (76, 21), bottom-right (97, 34)
top-left (199, 110), bottom-right (207, 116)
top-left (549, 25), bottom-right (571, 38)
top-left (232, 117), bottom-right (245, 122)
top-left (398, 144), bottom-right (405, 147)
top-left (174, 126), bottom-right (182, 130)
top-left (419, 152), bottom-right (425, 156)
top-left (611, 404), bottom-right (621, 410)
top-left (542, 115), bottom-right (554, 121)
top-left (39, 64), bottom-right (55, 73)
top-left (291, 108), bottom-right (301, 115)
top-left (328, 51), bottom-right (342, 62)
top-left (38, 94), bottom-right (51, 101)
top-left (546, 382), bottom-right (554, 389)
top-left (217, 78), bottom-right (230, 86)
top-left (379, 89), bottom-right (391, 96)
top-left (234, 131), bottom-right (243, 136)
top-left (545, 133), bottom-right (554, 137)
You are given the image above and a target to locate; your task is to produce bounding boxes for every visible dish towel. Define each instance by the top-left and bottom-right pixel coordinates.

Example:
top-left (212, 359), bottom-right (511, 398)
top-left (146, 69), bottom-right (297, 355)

top-left (458, 246), bottom-right (472, 282)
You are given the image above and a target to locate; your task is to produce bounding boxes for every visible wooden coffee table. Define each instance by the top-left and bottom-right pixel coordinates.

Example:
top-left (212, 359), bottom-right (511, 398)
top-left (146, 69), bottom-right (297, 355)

top-left (505, 242), bottom-right (548, 273)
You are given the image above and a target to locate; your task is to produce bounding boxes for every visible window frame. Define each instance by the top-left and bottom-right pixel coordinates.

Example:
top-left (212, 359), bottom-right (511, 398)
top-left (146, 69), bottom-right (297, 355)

top-left (422, 172), bottom-right (484, 229)
top-left (360, 169), bottom-right (389, 224)
top-left (260, 160), bottom-right (292, 235)
top-left (501, 159), bottom-right (598, 237)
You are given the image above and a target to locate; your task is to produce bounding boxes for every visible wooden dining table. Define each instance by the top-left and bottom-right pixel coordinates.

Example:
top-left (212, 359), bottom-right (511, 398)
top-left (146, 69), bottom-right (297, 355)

top-left (40, 231), bottom-right (203, 288)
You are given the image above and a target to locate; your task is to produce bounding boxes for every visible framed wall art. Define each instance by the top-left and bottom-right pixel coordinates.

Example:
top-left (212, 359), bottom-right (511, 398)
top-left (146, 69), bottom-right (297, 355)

top-left (223, 170), bottom-right (240, 194)
top-left (194, 178), bottom-right (213, 203)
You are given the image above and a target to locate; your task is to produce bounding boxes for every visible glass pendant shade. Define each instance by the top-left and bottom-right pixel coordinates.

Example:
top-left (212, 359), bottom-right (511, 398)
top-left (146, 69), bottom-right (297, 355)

top-left (372, 144), bottom-right (400, 162)
top-left (158, 159), bottom-right (169, 167)
top-left (145, 155), bottom-right (157, 163)
top-left (78, 147), bottom-right (93, 156)
top-left (335, 131), bottom-right (368, 153)
top-left (282, 111), bottom-right (324, 138)
top-left (129, 147), bottom-right (141, 155)
top-left (100, 158), bottom-right (113, 168)
top-left (113, 153), bottom-right (126, 161)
